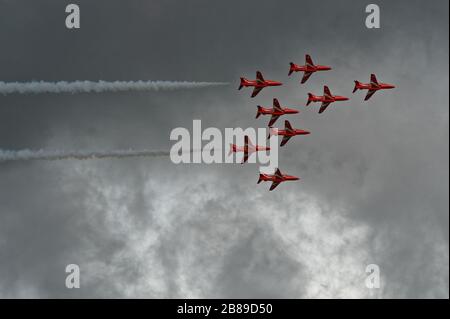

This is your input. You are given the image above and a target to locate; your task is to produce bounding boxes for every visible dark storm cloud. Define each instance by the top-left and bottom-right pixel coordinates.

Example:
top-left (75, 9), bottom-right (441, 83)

top-left (0, 0), bottom-right (448, 298)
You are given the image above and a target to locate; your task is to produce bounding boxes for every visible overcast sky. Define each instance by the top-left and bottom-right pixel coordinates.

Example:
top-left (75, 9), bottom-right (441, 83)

top-left (0, 0), bottom-right (448, 298)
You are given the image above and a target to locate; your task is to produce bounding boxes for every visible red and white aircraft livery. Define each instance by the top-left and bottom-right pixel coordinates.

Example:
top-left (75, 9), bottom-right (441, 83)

top-left (257, 167), bottom-right (299, 191)
top-left (306, 85), bottom-right (349, 113)
top-left (229, 135), bottom-right (271, 164)
top-left (256, 98), bottom-right (299, 127)
top-left (288, 54), bottom-right (332, 84)
top-left (268, 120), bottom-right (310, 147)
top-left (353, 74), bottom-right (395, 101)
top-left (238, 71), bottom-right (283, 98)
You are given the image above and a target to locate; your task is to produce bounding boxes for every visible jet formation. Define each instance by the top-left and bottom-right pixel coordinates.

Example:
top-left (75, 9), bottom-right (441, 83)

top-left (237, 54), bottom-right (395, 190)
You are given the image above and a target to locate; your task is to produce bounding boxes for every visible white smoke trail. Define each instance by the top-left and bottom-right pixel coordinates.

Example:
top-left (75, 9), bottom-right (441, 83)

top-left (0, 80), bottom-right (228, 95)
top-left (0, 149), bottom-right (174, 162)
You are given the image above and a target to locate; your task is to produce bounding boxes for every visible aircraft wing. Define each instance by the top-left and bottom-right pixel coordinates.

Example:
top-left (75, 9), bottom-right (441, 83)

top-left (305, 54), bottom-right (314, 67)
top-left (275, 168), bottom-right (283, 178)
top-left (284, 120), bottom-right (294, 132)
top-left (364, 89), bottom-right (377, 101)
top-left (319, 102), bottom-right (331, 114)
top-left (280, 135), bottom-right (292, 147)
top-left (323, 85), bottom-right (332, 98)
top-left (269, 181), bottom-right (281, 191)
top-left (256, 71), bottom-right (265, 82)
top-left (268, 115), bottom-right (280, 127)
top-left (241, 151), bottom-right (249, 164)
top-left (301, 71), bottom-right (313, 84)
top-left (244, 135), bottom-right (250, 147)
top-left (251, 87), bottom-right (263, 98)
top-left (370, 74), bottom-right (379, 86)
top-left (273, 98), bottom-right (282, 111)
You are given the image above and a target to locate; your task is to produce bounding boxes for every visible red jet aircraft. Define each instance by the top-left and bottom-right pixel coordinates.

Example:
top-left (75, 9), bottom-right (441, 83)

top-left (288, 54), bottom-right (332, 84)
top-left (257, 168), bottom-right (299, 191)
top-left (238, 71), bottom-right (283, 98)
top-left (353, 74), bottom-right (395, 101)
top-left (268, 120), bottom-right (310, 147)
top-left (229, 135), bottom-right (270, 164)
top-left (307, 86), bottom-right (349, 113)
top-left (256, 98), bottom-right (299, 127)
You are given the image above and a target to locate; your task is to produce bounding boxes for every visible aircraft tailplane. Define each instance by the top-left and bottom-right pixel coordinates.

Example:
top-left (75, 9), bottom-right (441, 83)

top-left (267, 127), bottom-right (278, 139)
top-left (257, 174), bottom-right (264, 184)
top-left (307, 93), bottom-right (314, 106)
top-left (256, 106), bottom-right (263, 119)
top-left (353, 80), bottom-right (361, 93)
top-left (288, 62), bottom-right (295, 76)
top-left (228, 144), bottom-right (235, 157)
top-left (238, 77), bottom-right (246, 90)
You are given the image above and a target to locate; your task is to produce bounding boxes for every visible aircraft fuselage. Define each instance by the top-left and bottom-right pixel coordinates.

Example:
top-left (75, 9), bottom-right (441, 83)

top-left (308, 94), bottom-right (349, 103)
top-left (259, 174), bottom-right (299, 183)
top-left (257, 106), bottom-right (298, 116)
top-left (356, 82), bottom-right (396, 91)
top-left (291, 64), bottom-right (332, 73)
top-left (274, 128), bottom-right (310, 137)
top-left (241, 79), bottom-right (283, 88)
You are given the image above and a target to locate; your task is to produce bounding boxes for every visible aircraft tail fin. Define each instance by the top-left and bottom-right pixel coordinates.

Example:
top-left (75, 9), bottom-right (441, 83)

top-left (353, 80), bottom-right (361, 93)
top-left (307, 93), bottom-right (314, 106)
top-left (288, 62), bottom-right (295, 76)
top-left (256, 106), bottom-right (263, 119)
